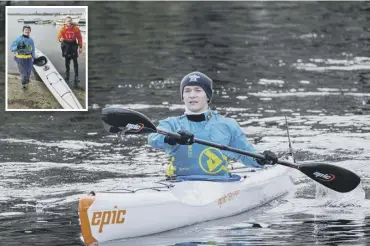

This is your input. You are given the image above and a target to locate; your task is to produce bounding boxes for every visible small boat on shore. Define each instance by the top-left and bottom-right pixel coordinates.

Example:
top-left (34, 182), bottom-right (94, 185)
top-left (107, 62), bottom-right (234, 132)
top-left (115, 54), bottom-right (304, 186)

top-left (23, 19), bottom-right (37, 24)
top-left (78, 18), bottom-right (86, 26)
top-left (23, 18), bottom-right (53, 24)
top-left (78, 13), bottom-right (86, 26)
top-left (53, 15), bottom-right (81, 26)
top-left (35, 20), bottom-right (53, 24)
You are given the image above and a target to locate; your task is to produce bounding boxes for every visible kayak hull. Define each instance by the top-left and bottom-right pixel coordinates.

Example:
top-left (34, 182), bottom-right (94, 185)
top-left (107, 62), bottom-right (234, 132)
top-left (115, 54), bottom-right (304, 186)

top-left (33, 48), bottom-right (83, 109)
top-left (79, 165), bottom-right (294, 245)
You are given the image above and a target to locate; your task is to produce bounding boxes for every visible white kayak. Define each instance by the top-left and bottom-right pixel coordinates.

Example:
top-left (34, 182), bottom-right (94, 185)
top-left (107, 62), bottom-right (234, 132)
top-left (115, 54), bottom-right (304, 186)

top-left (33, 48), bottom-right (83, 110)
top-left (78, 165), bottom-right (294, 245)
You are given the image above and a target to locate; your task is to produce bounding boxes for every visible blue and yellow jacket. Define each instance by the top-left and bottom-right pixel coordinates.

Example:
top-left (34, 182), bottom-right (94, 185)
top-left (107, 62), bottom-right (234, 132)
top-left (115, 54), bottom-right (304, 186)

top-left (148, 110), bottom-right (262, 177)
top-left (10, 35), bottom-right (36, 59)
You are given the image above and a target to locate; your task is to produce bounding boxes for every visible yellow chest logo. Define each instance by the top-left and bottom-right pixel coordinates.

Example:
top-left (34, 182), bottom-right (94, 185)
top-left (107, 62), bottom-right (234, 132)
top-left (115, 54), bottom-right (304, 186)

top-left (199, 147), bottom-right (228, 174)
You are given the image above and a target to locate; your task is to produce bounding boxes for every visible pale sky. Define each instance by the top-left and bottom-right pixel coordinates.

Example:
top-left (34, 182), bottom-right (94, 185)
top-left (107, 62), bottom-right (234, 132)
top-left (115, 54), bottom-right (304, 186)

top-left (7, 7), bottom-right (86, 14)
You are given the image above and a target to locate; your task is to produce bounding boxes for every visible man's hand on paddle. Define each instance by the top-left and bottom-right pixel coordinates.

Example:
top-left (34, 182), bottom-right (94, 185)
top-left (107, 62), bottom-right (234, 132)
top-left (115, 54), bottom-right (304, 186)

top-left (257, 150), bottom-right (278, 165)
top-left (164, 130), bottom-right (194, 145)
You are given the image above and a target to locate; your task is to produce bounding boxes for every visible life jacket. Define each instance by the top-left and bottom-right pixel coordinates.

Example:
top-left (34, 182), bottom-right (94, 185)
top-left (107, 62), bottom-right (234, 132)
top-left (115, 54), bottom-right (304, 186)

top-left (58, 25), bottom-right (81, 44)
top-left (148, 110), bottom-right (261, 177)
top-left (59, 25), bottom-right (82, 58)
top-left (17, 36), bottom-right (33, 55)
top-left (153, 111), bottom-right (231, 177)
top-left (168, 131), bottom-right (231, 177)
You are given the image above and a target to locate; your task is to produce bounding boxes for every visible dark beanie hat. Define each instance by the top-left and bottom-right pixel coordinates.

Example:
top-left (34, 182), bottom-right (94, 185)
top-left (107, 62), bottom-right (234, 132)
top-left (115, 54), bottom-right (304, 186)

top-left (180, 71), bottom-right (213, 102)
top-left (23, 25), bottom-right (31, 32)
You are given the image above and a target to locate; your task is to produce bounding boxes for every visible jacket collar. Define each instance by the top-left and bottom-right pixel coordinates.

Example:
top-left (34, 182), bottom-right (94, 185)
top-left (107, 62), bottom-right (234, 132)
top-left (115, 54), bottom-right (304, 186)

top-left (185, 109), bottom-right (212, 122)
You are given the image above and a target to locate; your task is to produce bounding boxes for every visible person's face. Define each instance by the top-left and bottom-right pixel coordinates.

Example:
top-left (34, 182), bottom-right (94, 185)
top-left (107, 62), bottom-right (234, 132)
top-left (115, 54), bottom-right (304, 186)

top-left (23, 28), bottom-right (31, 36)
top-left (183, 86), bottom-right (209, 113)
top-left (65, 18), bottom-right (73, 26)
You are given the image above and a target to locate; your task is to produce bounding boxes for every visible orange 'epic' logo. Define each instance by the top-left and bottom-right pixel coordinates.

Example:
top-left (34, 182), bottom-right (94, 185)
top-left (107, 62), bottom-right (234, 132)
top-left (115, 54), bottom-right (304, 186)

top-left (91, 206), bottom-right (126, 233)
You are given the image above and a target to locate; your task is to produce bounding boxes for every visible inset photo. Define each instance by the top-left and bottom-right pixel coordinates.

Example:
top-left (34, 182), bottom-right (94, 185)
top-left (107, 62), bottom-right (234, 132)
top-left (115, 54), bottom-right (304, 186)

top-left (5, 6), bottom-right (88, 111)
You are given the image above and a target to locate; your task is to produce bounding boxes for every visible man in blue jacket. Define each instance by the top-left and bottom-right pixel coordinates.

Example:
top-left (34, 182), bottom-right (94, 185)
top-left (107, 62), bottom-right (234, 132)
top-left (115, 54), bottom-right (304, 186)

top-left (148, 71), bottom-right (278, 180)
top-left (10, 25), bottom-right (36, 89)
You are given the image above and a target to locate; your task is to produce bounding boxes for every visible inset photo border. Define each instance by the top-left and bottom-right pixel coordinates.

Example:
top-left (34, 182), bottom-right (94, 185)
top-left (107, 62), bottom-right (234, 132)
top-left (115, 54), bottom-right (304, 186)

top-left (5, 6), bottom-right (88, 111)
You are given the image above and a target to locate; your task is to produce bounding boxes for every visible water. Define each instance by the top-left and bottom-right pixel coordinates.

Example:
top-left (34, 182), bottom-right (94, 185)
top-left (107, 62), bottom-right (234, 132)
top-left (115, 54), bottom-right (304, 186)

top-left (1, 1), bottom-right (370, 246)
top-left (6, 14), bottom-right (87, 89)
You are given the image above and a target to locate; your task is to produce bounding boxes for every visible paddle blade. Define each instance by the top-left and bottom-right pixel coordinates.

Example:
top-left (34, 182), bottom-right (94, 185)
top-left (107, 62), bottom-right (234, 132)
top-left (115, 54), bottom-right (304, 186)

top-left (101, 107), bottom-right (157, 134)
top-left (298, 163), bottom-right (361, 193)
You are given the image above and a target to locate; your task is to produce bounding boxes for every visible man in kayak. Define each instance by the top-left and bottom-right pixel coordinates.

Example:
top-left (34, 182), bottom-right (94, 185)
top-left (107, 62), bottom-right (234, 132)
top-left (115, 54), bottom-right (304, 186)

top-left (57, 16), bottom-right (83, 86)
top-left (10, 25), bottom-right (36, 89)
top-left (148, 71), bottom-right (278, 179)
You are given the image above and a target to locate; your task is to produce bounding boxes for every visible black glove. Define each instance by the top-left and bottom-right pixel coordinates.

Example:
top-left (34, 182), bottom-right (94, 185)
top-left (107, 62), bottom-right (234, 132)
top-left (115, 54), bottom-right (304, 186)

top-left (256, 150), bottom-right (278, 165)
top-left (164, 130), bottom-right (194, 146)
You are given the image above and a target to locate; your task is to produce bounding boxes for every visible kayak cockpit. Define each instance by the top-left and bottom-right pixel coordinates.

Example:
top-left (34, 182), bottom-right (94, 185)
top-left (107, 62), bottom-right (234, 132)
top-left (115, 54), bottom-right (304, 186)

top-left (33, 56), bottom-right (47, 66)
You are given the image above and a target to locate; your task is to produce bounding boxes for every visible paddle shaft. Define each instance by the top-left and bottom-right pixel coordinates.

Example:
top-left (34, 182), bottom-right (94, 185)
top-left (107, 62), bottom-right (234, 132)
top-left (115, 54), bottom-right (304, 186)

top-left (157, 129), bottom-right (298, 169)
top-left (285, 115), bottom-right (296, 163)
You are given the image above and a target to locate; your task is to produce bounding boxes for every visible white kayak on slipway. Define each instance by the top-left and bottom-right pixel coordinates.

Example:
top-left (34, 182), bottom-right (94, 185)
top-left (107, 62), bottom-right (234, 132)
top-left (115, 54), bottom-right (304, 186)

top-left (79, 165), bottom-right (294, 245)
top-left (33, 48), bottom-right (83, 109)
